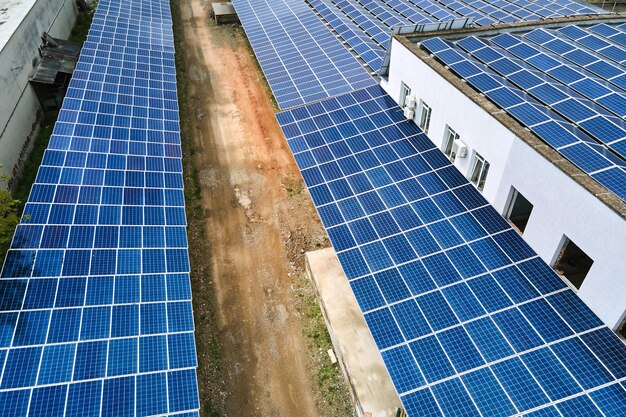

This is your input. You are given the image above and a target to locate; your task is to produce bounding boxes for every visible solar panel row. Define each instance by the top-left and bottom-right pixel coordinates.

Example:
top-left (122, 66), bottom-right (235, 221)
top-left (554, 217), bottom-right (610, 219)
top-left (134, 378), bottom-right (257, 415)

top-left (331, 0), bottom-right (393, 44)
top-left (309, 0), bottom-right (386, 71)
top-left (383, 0), bottom-right (443, 24)
top-left (231, 0), bottom-right (375, 109)
top-left (0, 0), bottom-right (200, 415)
top-left (451, 31), bottom-right (626, 160)
top-left (277, 84), bottom-right (626, 417)
top-left (420, 30), bottom-right (626, 202)
top-left (358, 0), bottom-right (413, 27)
top-left (305, 0), bottom-right (603, 73)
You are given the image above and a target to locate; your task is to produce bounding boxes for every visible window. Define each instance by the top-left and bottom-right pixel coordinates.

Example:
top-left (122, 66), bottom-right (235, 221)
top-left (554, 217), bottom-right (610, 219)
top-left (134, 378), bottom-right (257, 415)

top-left (418, 102), bottom-right (432, 134)
top-left (469, 152), bottom-right (490, 191)
top-left (399, 82), bottom-right (411, 107)
top-left (553, 236), bottom-right (594, 290)
top-left (505, 188), bottom-right (533, 233)
top-left (442, 126), bottom-right (460, 162)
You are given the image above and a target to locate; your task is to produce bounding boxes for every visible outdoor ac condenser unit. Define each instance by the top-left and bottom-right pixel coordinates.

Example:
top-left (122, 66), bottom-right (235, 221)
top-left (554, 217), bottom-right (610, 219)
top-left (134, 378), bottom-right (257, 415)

top-left (407, 96), bottom-right (417, 110)
top-left (403, 107), bottom-right (415, 120)
top-left (452, 139), bottom-right (468, 158)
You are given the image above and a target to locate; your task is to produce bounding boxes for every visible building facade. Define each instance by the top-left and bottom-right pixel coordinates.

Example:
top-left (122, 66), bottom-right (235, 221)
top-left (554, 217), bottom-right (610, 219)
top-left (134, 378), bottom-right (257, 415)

top-left (381, 19), bottom-right (626, 330)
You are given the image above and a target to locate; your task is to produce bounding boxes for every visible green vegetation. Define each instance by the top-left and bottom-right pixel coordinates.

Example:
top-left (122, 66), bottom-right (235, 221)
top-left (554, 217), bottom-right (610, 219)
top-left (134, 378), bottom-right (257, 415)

top-left (294, 273), bottom-right (355, 415)
top-left (283, 173), bottom-right (304, 197)
top-left (1, 116), bottom-right (55, 259)
top-left (69, 1), bottom-right (98, 45)
top-left (0, 172), bottom-right (20, 262)
top-left (12, 116), bottom-right (55, 212)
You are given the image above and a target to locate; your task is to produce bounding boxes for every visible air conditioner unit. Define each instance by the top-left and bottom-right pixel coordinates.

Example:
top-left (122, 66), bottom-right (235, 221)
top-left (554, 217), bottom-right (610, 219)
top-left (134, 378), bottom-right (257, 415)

top-left (452, 139), bottom-right (468, 158)
top-left (403, 107), bottom-right (415, 120)
top-left (407, 96), bottom-right (417, 110)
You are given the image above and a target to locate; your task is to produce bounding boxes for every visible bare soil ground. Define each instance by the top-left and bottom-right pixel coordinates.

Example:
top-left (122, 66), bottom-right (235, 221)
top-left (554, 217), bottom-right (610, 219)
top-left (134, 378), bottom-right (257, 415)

top-left (173, 1), bottom-right (353, 416)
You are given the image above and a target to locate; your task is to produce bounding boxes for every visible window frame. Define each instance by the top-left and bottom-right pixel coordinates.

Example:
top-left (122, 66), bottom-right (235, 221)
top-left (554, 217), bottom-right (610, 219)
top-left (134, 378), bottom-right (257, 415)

top-left (442, 125), bottom-right (459, 163)
top-left (418, 101), bottom-right (432, 134)
top-left (504, 187), bottom-right (534, 234)
top-left (399, 82), bottom-right (411, 108)
top-left (552, 235), bottom-right (594, 291)
top-left (469, 152), bottom-right (490, 191)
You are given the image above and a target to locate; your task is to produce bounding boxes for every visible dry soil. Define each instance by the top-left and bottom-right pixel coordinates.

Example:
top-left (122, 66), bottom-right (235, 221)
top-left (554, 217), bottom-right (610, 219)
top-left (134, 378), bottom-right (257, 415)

top-left (176, 1), bottom-right (348, 416)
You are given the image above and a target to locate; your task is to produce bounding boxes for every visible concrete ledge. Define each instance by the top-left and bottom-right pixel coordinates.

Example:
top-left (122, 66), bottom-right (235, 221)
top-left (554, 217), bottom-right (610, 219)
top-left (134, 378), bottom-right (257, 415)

top-left (305, 247), bottom-right (401, 417)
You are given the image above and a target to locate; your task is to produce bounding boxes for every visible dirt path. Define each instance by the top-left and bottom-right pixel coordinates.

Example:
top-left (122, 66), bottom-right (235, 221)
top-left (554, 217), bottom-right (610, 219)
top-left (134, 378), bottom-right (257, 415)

top-left (176, 1), bottom-right (335, 415)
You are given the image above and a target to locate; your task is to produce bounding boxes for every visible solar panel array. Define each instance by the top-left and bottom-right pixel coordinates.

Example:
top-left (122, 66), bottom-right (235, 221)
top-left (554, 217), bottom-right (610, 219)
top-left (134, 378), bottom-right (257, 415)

top-left (420, 23), bottom-right (626, 202)
top-left (306, 0), bottom-right (603, 72)
top-left (231, 0), bottom-right (376, 109)
top-left (0, 0), bottom-right (200, 415)
top-left (277, 84), bottom-right (626, 417)
top-left (309, 0), bottom-right (386, 70)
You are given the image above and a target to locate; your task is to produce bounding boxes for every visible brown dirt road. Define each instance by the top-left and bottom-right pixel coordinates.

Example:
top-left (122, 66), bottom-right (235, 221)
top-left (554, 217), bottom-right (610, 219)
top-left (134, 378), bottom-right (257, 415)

top-left (175, 1), bottom-right (346, 416)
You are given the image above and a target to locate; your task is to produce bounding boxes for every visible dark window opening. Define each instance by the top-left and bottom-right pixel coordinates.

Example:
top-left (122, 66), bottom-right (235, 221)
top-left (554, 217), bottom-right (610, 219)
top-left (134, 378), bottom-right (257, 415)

top-left (506, 189), bottom-right (533, 233)
top-left (553, 237), bottom-right (594, 289)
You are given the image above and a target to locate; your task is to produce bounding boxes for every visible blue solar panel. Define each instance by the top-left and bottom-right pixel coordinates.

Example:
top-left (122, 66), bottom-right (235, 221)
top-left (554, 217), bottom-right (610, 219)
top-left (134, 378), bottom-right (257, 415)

top-left (455, 31), bottom-right (626, 160)
top-left (233, 0), bottom-right (603, 78)
top-left (0, 0), bottom-right (199, 414)
top-left (421, 28), bottom-right (626, 202)
top-left (277, 84), bottom-right (626, 417)
top-left (231, 0), bottom-right (375, 109)
top-left (309, 0), bottom-right (385, 71)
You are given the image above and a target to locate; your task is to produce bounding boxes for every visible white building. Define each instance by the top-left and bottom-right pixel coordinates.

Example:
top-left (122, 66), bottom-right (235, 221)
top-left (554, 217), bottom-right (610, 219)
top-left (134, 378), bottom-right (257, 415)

top-left (381, 16), bottom-right (626, 331)
top-left (0, 0), bottom-right (78, 186)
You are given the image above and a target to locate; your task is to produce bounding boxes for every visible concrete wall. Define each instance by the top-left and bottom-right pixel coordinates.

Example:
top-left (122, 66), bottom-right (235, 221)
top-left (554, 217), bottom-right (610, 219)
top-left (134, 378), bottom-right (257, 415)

top-left (0, 0), bottom-right (78, 186)
top-left (383, 38), bottom-right (626, 329)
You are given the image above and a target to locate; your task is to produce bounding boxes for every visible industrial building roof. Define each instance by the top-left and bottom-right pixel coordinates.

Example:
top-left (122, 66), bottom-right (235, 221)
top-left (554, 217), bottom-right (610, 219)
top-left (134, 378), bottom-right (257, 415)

top-left (29, 35), bottom-right (81, 84)
top-left (407, 17), bottom-right (626, 206)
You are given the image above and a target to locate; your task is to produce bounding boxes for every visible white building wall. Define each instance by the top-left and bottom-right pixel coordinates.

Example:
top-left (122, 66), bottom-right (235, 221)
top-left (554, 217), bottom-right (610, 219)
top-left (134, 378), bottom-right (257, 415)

top-left (0, 0), bottom-right (78, 186)
top-left (384, 38), bottom-right (626, 329)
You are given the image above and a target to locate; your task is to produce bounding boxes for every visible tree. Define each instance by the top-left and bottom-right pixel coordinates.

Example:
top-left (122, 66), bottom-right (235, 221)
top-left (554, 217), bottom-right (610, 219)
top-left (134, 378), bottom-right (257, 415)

top-left (0, 168), bottom-right (20, 262)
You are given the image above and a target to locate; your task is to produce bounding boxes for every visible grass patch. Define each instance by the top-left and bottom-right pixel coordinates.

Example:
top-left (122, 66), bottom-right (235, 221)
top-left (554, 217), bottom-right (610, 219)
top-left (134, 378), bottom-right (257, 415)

top-left (282, 173), bottom-right (303, 197)
top-left (12, 115), bottom-right (56, 213)
top-left (68, 1), bottom-right (97, 45)
top-left (294, 273), bottom-right (354, 415)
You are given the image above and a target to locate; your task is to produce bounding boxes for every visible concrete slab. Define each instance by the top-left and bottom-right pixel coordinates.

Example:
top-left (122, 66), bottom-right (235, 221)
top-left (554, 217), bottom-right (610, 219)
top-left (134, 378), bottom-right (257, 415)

top-left (305, 247), bottom-right (402, 417)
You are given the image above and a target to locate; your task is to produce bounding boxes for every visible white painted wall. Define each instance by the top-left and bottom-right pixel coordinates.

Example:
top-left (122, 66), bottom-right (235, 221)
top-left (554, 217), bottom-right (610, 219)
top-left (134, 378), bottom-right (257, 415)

top-left (384, 38), bottom-right (626, 329)
top-left (383, 39), bottom-right (518, 205)
top-left (0, 0), bottom-right (78, 186)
